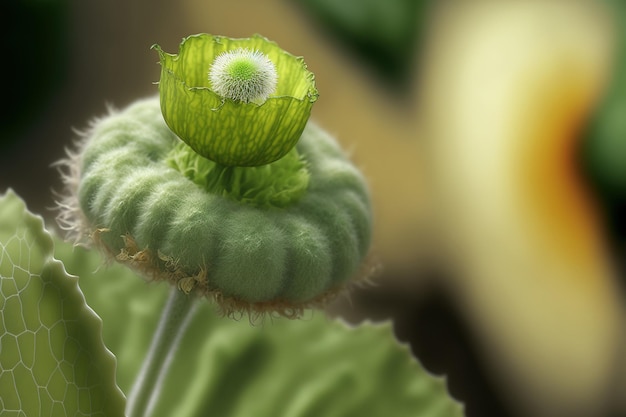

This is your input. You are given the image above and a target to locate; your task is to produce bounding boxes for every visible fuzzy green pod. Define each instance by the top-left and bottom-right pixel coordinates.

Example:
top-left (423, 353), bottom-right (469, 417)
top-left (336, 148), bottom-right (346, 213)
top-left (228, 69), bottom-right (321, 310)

top-left (59, 97), bottom-right (372, 314)
top-left (153, 34), bottom-right (319, 167)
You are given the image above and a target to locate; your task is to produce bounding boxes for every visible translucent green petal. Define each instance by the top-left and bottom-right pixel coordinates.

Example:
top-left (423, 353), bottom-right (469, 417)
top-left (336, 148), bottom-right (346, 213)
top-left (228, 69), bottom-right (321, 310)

top-left (154, 34), bottom-right (318, 166)
top-left (0, 190), bottom-right (125, 417)
top-left (56, 240), bottom-right (464, 417)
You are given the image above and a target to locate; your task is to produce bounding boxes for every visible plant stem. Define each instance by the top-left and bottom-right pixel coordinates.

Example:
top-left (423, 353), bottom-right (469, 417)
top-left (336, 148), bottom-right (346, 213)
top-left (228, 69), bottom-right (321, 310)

top-left (125, 287), bottom-right (197, 417)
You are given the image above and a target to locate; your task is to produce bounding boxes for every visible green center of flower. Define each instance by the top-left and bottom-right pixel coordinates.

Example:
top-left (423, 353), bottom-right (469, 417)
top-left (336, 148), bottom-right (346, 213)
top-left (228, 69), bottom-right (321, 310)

top-left (229, 60), bottom-right (256, 80)
top-left (166, 141), bottom-right (310, 208)
top-left (209, 48), bottom-right (278, 104)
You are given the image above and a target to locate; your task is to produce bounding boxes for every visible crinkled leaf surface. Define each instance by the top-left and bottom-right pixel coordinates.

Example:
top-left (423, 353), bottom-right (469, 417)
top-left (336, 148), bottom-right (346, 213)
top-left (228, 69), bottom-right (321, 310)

top-left (0, 189), bottom-right (125, 417)
top-left (56, 232), bottom-right (463, 417)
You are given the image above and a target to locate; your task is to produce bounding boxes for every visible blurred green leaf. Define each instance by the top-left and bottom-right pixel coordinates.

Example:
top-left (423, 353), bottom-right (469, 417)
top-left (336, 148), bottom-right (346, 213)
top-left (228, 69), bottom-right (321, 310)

top-left (584, 1), bottom-right (626, 196)
top-left (293, 0), bottom-right (431, 89)
top-left (56, 234), bottom-right (464, 417)
top-left (0, 189), bottom-right (125, 417)
top-left (583, 0), bottom-right (626, 241)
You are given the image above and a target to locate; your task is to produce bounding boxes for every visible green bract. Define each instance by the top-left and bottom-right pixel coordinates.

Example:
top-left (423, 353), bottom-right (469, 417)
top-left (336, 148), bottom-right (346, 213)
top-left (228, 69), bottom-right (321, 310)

top-left (153, 34), bottom-right (319, 167)
top-left (60, 98), bottom-right (372, 315)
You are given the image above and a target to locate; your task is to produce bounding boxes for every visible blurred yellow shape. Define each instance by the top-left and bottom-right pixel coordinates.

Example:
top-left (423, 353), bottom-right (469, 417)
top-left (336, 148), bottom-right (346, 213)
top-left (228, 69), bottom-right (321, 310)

top-left (515, 61), bottom-right (604, 276)
top-left (421, 2), bottom-right (623, 417)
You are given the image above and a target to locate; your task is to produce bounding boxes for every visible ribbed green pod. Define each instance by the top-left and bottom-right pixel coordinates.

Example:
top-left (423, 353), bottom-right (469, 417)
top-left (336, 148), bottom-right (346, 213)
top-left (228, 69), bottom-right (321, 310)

top-left (70, 98), bottom-right (372, 312)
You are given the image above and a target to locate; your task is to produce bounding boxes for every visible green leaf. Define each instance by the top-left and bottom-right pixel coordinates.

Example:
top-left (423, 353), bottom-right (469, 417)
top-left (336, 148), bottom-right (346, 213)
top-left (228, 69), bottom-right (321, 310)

top-left (582, 0), bottom-right (626, 242)
top-left (0, 189), bottom-right (125, 417)
top-left (56, 238), bottom-right (463, 417)
top-left (293, 0), bottom-right (432, 89)
top-left (583, 0), bottom-right (626, 198)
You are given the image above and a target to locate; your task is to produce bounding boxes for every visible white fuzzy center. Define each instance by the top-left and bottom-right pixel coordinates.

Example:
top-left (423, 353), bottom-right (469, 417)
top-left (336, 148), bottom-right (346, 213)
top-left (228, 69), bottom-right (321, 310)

top-left (209, 48), bottom-right (278, 103)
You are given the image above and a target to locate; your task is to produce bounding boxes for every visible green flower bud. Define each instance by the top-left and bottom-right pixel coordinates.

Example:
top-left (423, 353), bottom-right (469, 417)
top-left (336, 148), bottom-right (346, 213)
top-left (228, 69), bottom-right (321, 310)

top-left (58, 98), bottom-right (372, 316)
top-left (152, 34), bottom-right (318, 167)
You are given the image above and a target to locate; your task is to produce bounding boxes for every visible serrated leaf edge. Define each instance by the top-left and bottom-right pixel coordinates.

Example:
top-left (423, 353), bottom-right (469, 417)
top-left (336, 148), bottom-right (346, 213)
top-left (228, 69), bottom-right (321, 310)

top-left (0, 188), bottom-right (127, 416)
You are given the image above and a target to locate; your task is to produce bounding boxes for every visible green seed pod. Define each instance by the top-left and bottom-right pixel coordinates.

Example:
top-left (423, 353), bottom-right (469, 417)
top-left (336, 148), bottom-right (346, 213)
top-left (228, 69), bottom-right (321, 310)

top-left (58, 97), bottom-right (372, 315)
top-left (152, 34), bottom-right (319, 167)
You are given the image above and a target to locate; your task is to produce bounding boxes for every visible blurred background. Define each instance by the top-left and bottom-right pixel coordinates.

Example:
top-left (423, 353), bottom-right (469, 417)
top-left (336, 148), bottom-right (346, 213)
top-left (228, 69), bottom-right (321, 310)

top-left (1, 1), bottom-right (626, 416)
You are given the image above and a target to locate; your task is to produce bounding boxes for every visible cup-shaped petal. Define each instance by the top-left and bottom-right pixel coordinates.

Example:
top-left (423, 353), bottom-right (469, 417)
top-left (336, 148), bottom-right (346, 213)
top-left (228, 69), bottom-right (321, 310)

top-left (153, 34), bottom-right (318, 166)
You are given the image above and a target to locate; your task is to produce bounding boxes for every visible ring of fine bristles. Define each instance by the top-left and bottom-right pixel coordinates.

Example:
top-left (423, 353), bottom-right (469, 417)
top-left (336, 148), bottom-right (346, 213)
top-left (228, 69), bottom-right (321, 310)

top-left (209, 48), bottom-right (278, 103)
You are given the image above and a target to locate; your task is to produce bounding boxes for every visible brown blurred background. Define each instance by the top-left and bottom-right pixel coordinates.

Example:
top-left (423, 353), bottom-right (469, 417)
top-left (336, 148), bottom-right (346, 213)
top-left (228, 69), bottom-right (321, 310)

top-left (2, 1), bottom-right (626, 417)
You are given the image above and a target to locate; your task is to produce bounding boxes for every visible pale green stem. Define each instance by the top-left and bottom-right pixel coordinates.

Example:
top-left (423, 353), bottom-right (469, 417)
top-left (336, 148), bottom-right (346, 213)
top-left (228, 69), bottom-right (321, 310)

top-left (126, 287), bottom-right (197, 417)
